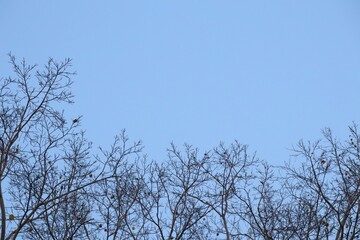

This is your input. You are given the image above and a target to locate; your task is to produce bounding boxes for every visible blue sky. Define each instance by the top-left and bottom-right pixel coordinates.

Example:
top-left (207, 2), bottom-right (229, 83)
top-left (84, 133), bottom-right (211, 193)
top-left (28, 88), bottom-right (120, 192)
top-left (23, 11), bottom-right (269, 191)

top-left (1, 1), bottom-right (360, 164)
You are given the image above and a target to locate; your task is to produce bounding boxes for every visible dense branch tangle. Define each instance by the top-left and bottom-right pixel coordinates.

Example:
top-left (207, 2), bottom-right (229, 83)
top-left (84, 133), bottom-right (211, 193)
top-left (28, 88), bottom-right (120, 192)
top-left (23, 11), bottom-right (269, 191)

top-left (0, 55), bottom-right (143, 239)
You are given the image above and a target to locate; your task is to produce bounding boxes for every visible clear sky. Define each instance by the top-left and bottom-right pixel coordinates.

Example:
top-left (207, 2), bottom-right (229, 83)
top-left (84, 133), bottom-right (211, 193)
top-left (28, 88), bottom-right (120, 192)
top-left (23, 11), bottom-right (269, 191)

top-left (1, 1), bottom-right (360, 165)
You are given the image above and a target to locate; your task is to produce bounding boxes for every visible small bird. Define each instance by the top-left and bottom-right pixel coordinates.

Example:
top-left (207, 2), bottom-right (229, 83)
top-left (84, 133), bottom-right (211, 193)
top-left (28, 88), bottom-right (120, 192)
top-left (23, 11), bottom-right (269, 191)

top-left (72, 118), bottom-right (79, 124)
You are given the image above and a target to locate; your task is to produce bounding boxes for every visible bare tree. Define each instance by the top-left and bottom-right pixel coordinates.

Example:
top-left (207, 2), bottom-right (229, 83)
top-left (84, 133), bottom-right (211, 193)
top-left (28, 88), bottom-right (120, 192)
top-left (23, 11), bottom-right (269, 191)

top-left (0, 54), bottom-right (79, 239)
top-left (240, 162), bottom-right (295, 240)
top-left (282, 124), bottom-right (360, 240)
top-left (193, 142), bottom-right (259, 240)
top-left (7, 131), bottom-right (96, 240)
top-left (0, 55), bottom-right (116, 240)
top-left (138, 143), bottom-right (212, 240)
top-left (91, 131), bottom-right (151, 240)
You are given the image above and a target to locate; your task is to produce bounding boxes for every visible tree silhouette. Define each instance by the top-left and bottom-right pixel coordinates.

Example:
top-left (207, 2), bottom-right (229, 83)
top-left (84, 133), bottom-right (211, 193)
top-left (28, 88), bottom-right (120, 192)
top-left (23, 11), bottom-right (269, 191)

top-left (2, 55), bottom-right (360, 239)
top-left (0, 55), bottom-right (142, 239)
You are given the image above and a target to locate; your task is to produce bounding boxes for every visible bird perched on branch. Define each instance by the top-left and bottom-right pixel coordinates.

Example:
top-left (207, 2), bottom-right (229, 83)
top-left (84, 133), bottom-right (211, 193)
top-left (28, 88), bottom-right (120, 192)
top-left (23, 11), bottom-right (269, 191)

top-left (72, 118), bottom-right (79, 124)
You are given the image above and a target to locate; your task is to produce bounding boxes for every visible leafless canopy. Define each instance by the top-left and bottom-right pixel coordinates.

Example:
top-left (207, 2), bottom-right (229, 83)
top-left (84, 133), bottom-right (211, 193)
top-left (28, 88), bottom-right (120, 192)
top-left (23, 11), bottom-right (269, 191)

top-left (1, 55), bottom-right (360, 240)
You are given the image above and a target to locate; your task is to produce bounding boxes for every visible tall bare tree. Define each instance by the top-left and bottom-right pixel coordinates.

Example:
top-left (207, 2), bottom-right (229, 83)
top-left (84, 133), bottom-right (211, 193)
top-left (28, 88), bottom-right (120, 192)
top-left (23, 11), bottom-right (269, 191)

top-left (0, 54), bottom-right (79, 239)
top-left (192, 142), bottom-right (259, 240)
top-left (283, 124), bottom-right (360, 240)
top-left (137, 143), bottom-right (212, 240)
top-left (91, 131), bottom-right (150, 240)
top-left (0, 55), bottom-right (124, 240)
